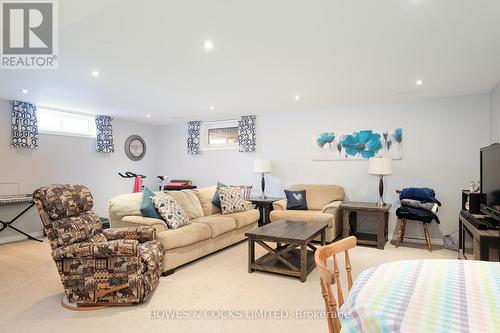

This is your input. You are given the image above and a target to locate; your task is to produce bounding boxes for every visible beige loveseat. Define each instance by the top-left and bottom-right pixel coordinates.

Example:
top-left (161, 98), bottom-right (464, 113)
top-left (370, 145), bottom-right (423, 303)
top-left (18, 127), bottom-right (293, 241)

top-left (270, 184), bottom-right (345, 243)
top-left (109, 186), bottom-right (259, 273)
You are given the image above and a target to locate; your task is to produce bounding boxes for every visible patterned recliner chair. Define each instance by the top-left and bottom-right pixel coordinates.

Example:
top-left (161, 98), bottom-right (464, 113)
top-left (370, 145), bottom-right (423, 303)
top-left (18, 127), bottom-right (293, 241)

top-left (33, 184), bottom-right (164, 307)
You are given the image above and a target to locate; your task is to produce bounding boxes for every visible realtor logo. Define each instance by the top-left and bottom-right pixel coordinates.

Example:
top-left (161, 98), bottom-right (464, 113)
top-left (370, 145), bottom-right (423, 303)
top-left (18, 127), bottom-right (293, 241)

top-left (1, 0), bottom-right (58, 69)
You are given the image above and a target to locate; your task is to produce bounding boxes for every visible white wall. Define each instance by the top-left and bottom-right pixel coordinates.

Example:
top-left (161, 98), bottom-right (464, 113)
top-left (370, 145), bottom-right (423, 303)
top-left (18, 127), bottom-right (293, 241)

top-left (158, 95), bottom-right (490, 241)
top-left (490, 81), bottom-right (500, 144)
top-left (1, 94), bottom-right (491, 244)
top-left (0, 99), bottom-right (159, 243)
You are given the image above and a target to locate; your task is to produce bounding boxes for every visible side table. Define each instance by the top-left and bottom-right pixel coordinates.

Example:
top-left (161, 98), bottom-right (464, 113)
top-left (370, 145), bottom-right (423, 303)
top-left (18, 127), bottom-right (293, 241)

top-left (341, 202), bottom-right (391, 249)
top-left (99, 217), bottom-right (110, 229)
top-left (248, 197), bottom-right (282, 227)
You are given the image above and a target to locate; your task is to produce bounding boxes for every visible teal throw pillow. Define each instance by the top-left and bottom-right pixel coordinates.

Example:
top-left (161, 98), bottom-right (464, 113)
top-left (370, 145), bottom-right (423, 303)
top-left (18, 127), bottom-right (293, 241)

top-left (212, 181), bottom-right (228, 208)
top-left (140, 187), bottom-right (163, 219)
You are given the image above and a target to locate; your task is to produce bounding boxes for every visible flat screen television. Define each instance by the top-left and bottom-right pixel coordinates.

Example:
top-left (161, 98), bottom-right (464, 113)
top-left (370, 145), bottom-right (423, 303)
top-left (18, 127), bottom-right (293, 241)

top-left (480, 143), bottom-right (500, 222)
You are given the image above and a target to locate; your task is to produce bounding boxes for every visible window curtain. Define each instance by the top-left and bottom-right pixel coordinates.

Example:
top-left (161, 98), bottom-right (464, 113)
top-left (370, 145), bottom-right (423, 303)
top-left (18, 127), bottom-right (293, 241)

top-left (11, 101), bottom-right (38, 149)
top-left (95, 115), bottom-right (115, 153)
top-left (238, 115), bottom-right (256, 152)
top-left (187, 121), bottom-right (201, 154)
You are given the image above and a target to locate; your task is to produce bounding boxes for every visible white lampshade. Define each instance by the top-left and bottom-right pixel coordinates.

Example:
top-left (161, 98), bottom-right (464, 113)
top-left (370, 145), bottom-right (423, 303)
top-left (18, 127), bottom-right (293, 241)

top-left (253, 159), bottom-right (272, 173)
top-left (368, 157), bottom-right (392, 175)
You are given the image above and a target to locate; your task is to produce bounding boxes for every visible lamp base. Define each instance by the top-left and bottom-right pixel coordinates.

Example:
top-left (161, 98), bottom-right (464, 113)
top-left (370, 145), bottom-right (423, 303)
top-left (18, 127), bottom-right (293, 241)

top-left (260, 173), bottom-right (266, 199)
top-left (377, 175), bottom-right (386, 206)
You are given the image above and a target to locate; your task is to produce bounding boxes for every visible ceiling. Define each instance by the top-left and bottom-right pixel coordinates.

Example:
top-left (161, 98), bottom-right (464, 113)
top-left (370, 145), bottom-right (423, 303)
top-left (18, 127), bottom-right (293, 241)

top-left (1, 0), bottom-right (500, 124)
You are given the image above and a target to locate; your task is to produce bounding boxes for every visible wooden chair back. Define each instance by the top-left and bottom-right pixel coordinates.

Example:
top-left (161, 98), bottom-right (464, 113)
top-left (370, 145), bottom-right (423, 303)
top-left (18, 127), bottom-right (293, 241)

top-left (314, 236), bottom-right (357, 333)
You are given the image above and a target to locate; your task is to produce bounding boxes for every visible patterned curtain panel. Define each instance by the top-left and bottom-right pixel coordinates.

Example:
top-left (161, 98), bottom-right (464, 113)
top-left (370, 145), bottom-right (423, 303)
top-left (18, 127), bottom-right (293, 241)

top-left (238, 115), bottom-right (256, 152)
top-left (187, 121), bottom-right (201, 154)
top-left (95, 115), bottom-right (115, 153)
top-left (11, 101), bottom-right (38, 149)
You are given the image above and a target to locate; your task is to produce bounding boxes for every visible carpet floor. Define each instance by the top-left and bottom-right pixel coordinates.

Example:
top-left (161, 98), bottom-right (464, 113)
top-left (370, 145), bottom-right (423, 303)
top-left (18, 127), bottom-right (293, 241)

top-left (0, 238), bottom-right (457, 333)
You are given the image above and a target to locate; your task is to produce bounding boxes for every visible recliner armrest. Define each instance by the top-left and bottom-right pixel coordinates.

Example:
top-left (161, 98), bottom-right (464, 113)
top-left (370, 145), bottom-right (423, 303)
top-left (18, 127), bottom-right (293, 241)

top-left (103, 226), bottom-right (156, 242)
top-left (273, 199), bottom-right (287, 211)
top-left (52, 239), bottom-right (139, 260)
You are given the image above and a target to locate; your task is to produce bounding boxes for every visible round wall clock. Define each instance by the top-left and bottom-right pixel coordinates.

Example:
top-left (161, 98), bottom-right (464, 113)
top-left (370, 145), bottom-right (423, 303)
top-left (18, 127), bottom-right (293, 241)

top-left (124, 135), bottom-right (146, 161)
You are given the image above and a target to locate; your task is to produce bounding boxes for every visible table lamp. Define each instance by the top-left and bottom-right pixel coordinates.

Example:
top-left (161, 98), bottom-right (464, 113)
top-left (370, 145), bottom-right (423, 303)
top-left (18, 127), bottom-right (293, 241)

top-left (368, 157), bottom-right (392, 206)
top-left (253, 160), bottom-right (271, 198)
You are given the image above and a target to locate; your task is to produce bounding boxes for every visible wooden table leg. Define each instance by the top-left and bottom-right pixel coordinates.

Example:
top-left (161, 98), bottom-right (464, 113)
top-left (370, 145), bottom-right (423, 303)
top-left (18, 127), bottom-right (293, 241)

top-left (248, 238), bottom-right (255, 273)
top-left (321, 229), bottom-right (325, 245)
top-left (256, 204), bottom-right (264, 227)
top-left (385, 212), bottom-right (389, 242)
top-left (377, 212), bottom-right (385, 250)
top-left (342, 209), bottom-right (350, 238)
top-left (300, 243), bottom-right (307, 283)
top-left (263, 203), bottom-right (272, 225)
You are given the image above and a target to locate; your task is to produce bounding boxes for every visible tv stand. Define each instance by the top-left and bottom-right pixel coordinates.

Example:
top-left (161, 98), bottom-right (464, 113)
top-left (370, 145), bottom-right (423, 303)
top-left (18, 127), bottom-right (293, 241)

top-left (459, 210), bottom-right (499, 261)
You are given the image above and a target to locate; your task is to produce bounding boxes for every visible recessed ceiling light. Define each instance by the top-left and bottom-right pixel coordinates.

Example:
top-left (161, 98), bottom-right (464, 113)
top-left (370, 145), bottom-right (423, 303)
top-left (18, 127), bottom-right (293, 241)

top-left (294, 95), bottom-right (301, 101)
top-left (21, 89), bottom-right (28, 94)
top-left (209, 106), bottom-right (215, 111)
top-left (146, 114), bottom-right (151, 118)
top-left (91, 70), bottom-right (100, 77)
top-left (416, 79), bottom-right (423, 86)
top-left (203, 40), bottom-right (214, 51)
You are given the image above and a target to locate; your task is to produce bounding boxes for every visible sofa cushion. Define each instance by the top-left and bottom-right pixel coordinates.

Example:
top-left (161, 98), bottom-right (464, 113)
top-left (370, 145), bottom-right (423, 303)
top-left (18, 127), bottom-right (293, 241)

top-left (218, 186), bottom-right (247, 214)
top-left (194, 186), bottom-right (222, 216)
top-left (156, 223), bottom-right (211, 250)
top-left (223, 209), bottom-right (259, 229)
top-left (270, 210), bottom-right (334, 227)
top-left (140, 187), bottom-right (162, 220)
top-left (191, 215), bottom-right (236, 238)
top-left (151, 195), bottom-right (190, 230)
top-left (109, 192), bottom-right (142, 222)
top-left (166, 190), bottom-right (204, 219)
top-left (288, 184), bottom-right (345, 210)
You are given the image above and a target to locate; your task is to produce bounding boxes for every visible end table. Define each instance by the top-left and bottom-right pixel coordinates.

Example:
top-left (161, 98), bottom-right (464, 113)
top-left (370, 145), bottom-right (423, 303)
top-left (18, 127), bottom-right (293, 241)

top-left (248, 197), bottom-right (282, 227)
top-left (341, 202), bottom-right (391, 249)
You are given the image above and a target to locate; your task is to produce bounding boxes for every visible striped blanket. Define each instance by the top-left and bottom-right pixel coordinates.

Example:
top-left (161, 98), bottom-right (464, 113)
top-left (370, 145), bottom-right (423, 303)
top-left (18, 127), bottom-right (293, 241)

top-left (339, 259), bottom-right (500, 333)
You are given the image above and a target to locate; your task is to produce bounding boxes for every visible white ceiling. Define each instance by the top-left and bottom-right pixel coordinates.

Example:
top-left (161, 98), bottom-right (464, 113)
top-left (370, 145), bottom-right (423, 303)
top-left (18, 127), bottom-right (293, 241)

top-left (1, 0), bottom-right (500, 124)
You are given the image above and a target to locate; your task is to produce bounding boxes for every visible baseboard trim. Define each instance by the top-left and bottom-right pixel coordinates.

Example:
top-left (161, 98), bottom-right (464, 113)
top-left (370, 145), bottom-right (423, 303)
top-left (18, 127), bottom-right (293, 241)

top-left (0, 231), bottom-right (44, 245)
top-left (387, 233), bottom-right (444, 246)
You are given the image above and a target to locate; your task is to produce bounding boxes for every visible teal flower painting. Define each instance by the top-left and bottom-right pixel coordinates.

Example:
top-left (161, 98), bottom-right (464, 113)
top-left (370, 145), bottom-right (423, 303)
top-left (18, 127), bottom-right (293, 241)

top-left (316, 132), bottom-right (335, 148)
top-left (312, 128), bottom-right (403, 160)
top-left (341, 130), bottom-right (383, 158)
top-left (392, 128), bottom-right (403, 144)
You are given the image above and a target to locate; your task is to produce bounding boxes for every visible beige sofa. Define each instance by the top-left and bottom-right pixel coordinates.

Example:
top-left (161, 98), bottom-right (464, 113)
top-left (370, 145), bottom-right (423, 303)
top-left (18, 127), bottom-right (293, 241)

top-left (109, 186), bottom-right (259, 273)
top-left (270, 184), bottom-right (345, 243)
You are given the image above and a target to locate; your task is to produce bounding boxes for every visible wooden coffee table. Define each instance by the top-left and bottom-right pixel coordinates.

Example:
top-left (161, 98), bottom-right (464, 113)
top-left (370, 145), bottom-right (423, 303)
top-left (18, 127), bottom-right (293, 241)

top-left (245, 220), bottom-right (328, 282)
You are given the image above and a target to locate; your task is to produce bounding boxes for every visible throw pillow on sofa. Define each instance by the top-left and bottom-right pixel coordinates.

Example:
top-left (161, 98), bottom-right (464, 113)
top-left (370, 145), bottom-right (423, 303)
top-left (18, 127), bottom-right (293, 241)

top-left (151, 194), bottom-right (190, 229)
top-left (218, 186), bottom-right (247, 214)
top-left (284, 189), bottom-right (308, 210)
top-left (140, 187), bottom-right (163, 220)
top-left (212, 181), bottom-right (228, 208)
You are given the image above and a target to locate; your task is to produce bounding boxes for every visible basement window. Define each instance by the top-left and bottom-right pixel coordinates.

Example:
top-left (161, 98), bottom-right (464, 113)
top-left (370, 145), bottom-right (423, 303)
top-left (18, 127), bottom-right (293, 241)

top-left (201, 120), bottom-right (239, 150)
top-left (37, 108), bottom-right (97, 138)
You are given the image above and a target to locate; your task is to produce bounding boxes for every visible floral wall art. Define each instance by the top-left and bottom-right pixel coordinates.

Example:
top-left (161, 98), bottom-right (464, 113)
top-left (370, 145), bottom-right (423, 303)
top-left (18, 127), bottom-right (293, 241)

top-left (312, 128), bottom-right (403, 160)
